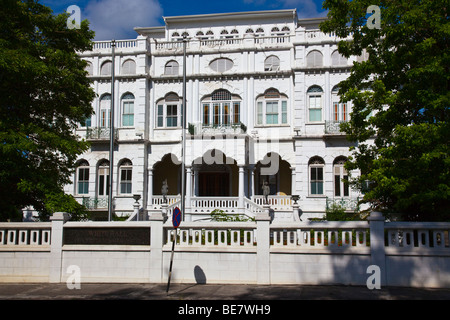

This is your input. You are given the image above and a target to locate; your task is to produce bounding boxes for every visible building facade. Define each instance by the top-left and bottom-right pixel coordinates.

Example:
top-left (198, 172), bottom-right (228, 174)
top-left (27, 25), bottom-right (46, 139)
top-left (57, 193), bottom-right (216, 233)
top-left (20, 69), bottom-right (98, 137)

top-left (67, 9), bottom-right (367, 221)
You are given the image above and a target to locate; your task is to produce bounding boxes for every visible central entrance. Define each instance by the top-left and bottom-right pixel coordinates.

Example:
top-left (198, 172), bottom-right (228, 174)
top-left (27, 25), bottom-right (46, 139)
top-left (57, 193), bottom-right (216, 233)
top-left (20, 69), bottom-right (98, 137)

top-left (199, 171), bottom-right (230, 196)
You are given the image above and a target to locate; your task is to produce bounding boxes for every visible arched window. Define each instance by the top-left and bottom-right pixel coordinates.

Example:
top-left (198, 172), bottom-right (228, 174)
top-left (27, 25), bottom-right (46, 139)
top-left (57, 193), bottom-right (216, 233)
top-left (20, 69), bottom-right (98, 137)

top-left (165, 60), bottom-right (179, 75)
top-left (256, 89), bottom-right (288, 126)
top-left (76, 160), bottom-right (90, 195)
top-left (306, 50), bottom-right (323, 68)
top-left (307, 85), bottom-right (323, 122)
top-left (121, 93), bottom-right (134, 127)
top-left (264, 55), bottom-right (280, 71)
top-left (99, 94), bottom-right (111, 127)
top-left (156, 93), bottom-right (182, 128)
top-left (331, 50), bottom-right (348, 66)
top-left (100, 61), bottom-right (112, 75)
top-left (209, 58), bottom-right (234, 73)
top-left (119, 159), bottom-right (132, 194)
top-left (309, 156), bottom-right (325, 195)
top-left (202, 89), bottom-right (241, 126)
top-left (331, 85), bottom-right (348, 122)
top-left (84, 61), bottom-right (93, 76)
top-left (122, 59), bottom-right (136, 75)
top-left (255, 28), bottom-right (265, 37)
top-left (97, 160), bottom-right (110, 197)
top-left (333, 156), bottom-right (349, 197)
top-left (172, 32), bottom-right (182, 41)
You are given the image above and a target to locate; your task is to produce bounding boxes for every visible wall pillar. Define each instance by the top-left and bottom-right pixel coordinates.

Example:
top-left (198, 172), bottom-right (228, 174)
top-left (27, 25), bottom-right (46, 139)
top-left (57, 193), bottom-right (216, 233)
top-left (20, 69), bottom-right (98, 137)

top-left (256, 204), bottom-right (271, 284)
top-left (368, 211), bottom-right (387, 286)
top-left (149, 204), bottom-right (165, 283)
top-left (49, 212), bottom-right (69, 283)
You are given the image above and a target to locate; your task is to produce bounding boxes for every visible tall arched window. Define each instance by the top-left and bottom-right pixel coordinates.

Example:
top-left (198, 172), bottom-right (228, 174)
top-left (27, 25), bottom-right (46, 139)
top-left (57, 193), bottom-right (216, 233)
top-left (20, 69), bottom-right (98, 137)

top-left (122, 59), bottom-right (136, 74)
top-left (334, 156), bottom-right (349, 197)
top-left (156, 92), bottom-right (182, 128)
top-left (119, 159), bottom-right (133, 194)
top-left (165, 60), bottom-right (179, 75)
top-left (100, 61), bottom-right (112, 75)
top-left (264, 55), bottom-right (280, 71)
top-left (256, 89), bottom-right (288, 126)
top-left (307, 85), bottom-right (323, 122)
top-left (99, 94), bottom-right (111, 128)
top-left (331, 50), bottom-right (348, 66)
top-left (306, 50), bottom-right (323, 68)
top-left (309, 156), bottom-right (325, 195)
top-left (331, 85), bottom-right (348, 122)
top-left (202, 89), bottom-right (241, 126)
top-left (97, 160), bottom-right (110, 197)
top-left (121, 93), bottom-right (134, 127)
top-left (76, 160), bottom-right (90, 195)
top-left (84, 61), bottom-right (93, 76)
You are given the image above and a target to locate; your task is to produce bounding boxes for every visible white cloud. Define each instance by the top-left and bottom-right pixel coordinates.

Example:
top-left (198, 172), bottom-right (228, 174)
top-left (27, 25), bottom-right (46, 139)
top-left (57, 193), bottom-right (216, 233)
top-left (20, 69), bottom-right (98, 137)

top-left (85, 0), bottom-right (163, 40)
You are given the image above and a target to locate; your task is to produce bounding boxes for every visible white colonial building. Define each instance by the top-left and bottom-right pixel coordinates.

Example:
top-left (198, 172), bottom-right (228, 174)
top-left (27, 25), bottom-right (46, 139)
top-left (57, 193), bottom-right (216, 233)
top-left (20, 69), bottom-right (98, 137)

top-left (67, 9), bottom-right (367, 221)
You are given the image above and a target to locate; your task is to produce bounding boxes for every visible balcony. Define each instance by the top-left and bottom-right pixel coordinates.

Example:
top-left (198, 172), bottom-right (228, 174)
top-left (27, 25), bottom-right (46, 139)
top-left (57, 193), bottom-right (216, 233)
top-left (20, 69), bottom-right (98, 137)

top-left (189, 123), bottom-right (247, 136)
top-left (324, 121), bottom-right (347, 135)
top-left (86, 127), bottom-right (118, 141)
top-left (81, 197), bottom-right (108, 210)
top-left (153, 35), bottom-right (292, 54)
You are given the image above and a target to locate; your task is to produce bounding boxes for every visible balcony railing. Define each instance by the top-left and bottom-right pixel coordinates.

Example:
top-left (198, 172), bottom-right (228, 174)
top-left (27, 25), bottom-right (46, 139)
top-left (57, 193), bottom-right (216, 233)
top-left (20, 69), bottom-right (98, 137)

top-left (326, 197), bottom-right (360, 212)
top-left (82, 197), bottom-right (108, 210)
top-left (189, 123), bottom-right (247, 135)
top-left (86, 127), bottom-right (118, 141)
top-left (324, 121), bottom-right (347, 135)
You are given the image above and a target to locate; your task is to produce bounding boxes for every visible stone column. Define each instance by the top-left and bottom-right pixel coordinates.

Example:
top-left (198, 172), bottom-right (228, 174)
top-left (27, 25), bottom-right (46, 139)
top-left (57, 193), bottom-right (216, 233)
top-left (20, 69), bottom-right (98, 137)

top-left (238, 165), bottom-right (245, 209)
top-left (147, 167), bottom-right (153, 210)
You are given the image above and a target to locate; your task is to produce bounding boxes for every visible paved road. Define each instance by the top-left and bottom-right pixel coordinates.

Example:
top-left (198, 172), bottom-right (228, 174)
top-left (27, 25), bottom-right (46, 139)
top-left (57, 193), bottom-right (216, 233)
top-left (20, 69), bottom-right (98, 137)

top-left (0, 283), bottom-right (449, 300)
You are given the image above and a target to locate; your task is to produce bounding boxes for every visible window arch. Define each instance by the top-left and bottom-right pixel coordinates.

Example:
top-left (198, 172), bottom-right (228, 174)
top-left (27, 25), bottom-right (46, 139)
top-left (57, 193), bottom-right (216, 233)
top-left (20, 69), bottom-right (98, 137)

top-left (255, 28), bottom-right (265, 37)
top-left (76, 160), bottom-right (90, 195)
top-left (121, 93), bottom-right (134, 127)
top-left (331, 85), bottom-right (348, 122)
top-left (306, 50), bottom-right (323, 68)
top-left (307, 85), bottom-right (323, 122)
top-left (99, 94), bottom-right (111, 127)
top-left (202, 89), bottom-right (241, 126)
top-left (84, 61), bottom-right (93, 76)
top-left (331, 50), bottom-right (348, 66)
top-left (333, 156), bottom-right (349, 197)
top-left (100, 61), bottom-right (112, 75)
top-left (264, 55), bottom-right (280, 71)
top-left (119, 159), bottom-right (133, 194)
top-left (122, 59), bottom-right (136, 75)
top-left (256, 88), bottom-right (288, 126)
top-left (165, 60), bottom-right (179, 75)
top-left (97, 160), bottom-right (110, 197)
top-left (209, 58), bottom-right (233, 73)
top-left (309, 156), bottom-right (325, 195)
top-left (156, 93), bottom-right (182, 128)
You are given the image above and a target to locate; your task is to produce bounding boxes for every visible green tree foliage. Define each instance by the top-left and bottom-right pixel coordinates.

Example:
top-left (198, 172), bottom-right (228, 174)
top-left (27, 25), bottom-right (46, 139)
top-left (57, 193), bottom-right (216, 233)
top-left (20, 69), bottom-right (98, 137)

top-left (0, 0), bottom-right (95, 221)
top-left (320, 0), bottom-right (449, 220)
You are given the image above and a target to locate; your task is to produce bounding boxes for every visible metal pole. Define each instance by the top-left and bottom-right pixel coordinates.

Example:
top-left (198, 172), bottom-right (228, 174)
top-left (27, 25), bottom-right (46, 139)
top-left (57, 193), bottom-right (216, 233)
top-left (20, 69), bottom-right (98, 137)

top-left (181, 36), bottom-right (187, 221)
top-left (108, 39), bottom-right (116, 221)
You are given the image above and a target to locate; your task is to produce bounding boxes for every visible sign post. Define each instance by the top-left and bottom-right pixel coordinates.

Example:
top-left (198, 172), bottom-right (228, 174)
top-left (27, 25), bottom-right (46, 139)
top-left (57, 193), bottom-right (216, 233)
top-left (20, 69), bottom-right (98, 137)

top-left (166, 207), bottom-right (181, 293)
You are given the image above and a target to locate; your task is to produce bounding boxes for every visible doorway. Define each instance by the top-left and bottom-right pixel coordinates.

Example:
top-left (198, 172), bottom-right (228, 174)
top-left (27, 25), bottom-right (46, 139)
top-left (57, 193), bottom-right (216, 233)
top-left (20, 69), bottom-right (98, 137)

top-left (199, 172), bottom-right (230, 196)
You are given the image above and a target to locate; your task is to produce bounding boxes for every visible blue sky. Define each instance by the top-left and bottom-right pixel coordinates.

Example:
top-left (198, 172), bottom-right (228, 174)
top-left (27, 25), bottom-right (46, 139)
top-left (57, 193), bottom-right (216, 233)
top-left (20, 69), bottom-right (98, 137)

top-left (40, 0), bottom-right (328, 40)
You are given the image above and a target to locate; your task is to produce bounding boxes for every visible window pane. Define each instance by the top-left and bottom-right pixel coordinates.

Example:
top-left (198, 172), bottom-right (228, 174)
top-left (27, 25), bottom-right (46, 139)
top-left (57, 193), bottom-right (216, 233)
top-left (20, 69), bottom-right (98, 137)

top-left (335, 175), bottom-right (341, 196)
top-left (257, 102), bottom-right (263, 125)
top-left (203, 104), bottom-right (210, 125)
top-left (281, 101), bottom-right (287, 124)
top-left (157, 105), bottom-right (163, 127)
top-left (233, 102), bottom-right (240, 124)
top-left (309, 109), bottom-right (321, 122)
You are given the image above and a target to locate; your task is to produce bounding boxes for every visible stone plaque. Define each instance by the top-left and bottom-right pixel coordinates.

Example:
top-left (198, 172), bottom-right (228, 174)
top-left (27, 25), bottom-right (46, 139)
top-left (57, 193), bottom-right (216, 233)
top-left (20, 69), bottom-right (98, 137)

top-left (63, 227), bottom-right (150, 245)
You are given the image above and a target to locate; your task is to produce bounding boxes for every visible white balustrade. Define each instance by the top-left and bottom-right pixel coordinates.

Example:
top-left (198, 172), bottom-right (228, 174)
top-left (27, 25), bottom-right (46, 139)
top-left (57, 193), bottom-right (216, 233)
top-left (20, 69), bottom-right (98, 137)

top-left (386, 222), bottom-right (450, 249)
top-left (0, 223), bottom-right (51, 248)
top-left (164, 222), bottom-right (256, 249)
